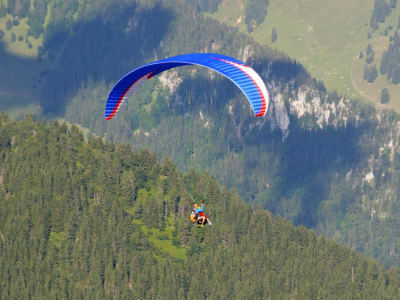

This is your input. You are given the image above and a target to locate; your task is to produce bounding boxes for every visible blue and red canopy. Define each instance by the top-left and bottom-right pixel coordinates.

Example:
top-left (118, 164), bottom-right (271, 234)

top-left (105, 53), bottom-right (269, 120)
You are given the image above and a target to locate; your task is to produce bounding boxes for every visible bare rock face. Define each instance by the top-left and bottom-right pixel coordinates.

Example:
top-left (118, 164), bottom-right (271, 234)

top-left (266, 88), bottom-right (289, 140)
top-left (159, 71), bottom-right (183, 95)
top-left (288, 88), bottom-right (354, 129)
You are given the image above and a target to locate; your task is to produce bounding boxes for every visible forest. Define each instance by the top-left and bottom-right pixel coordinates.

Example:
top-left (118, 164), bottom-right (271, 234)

top-left (1, 114), bottom-right (400, 299)
top-left (0, 0), bottom-right (400, 268)
top-left (56, 1), bottom-right (400, 267)
top-left (0, 0), bottom-right (400, 287)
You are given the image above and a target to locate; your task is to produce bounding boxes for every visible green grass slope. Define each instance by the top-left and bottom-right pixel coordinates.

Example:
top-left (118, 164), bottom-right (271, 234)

top-left (0, 15), bottom-right (42, 57)
top-left (209, 0), bottom-right (400, 112)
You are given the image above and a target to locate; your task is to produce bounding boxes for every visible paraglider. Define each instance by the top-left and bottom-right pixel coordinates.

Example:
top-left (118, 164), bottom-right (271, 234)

top-left (105, 53), bottom-right (269, 120)
top-left (105, 53), bottom-right (270, 227)
top-left (190, 202), bottom-right (212, 226)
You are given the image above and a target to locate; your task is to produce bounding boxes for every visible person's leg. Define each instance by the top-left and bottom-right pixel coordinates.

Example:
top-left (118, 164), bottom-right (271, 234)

top-left (198, 216), bottom-right (205, 225)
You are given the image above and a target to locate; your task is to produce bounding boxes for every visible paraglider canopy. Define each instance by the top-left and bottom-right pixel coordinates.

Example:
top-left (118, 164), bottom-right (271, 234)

top-left (105, 53), bottom-right (269, 120)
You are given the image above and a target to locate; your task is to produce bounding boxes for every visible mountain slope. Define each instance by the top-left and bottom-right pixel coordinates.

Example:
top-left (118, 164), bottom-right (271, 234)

top-left (1, 114), bottom-right (400, 299)
top-left (2, 0), bottom-right (400, 268)
top-left (58, 1), bottom-right (400, 267)
top-left (207, 0), bottom-right (400, 112)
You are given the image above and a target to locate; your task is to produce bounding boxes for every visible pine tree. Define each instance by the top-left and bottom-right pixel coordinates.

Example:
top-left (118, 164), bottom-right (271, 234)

top-left (381, 88), bottom-right (390, 104)
top-left (366, 52), bottom-right (375, 64)
top-left (271, 27), bottom-right (277, 43)
top-left (364, 64), bottom-right (378, 83)
top-left (366, 44), bottom-right (374, 55)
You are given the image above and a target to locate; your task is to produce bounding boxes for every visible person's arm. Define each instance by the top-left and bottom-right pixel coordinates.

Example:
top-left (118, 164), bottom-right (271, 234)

top-left (195, 205), bottom-right (204, 214)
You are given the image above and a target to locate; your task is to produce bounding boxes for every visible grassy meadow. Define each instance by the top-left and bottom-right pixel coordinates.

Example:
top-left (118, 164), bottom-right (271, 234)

top-left (210, 0), bottom-right (400, 112)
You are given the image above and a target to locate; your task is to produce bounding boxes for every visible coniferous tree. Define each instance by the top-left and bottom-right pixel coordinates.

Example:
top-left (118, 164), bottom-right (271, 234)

top-left (271, 27), bottom-right (277, 43)
top-left (6, 19), bottom-right (12, 30)
top-left (366, 52), bottom-right (375, 64)
top-left (0, 3), bottom-right (6, 17)
top-left (364, 64), bottom-right (378, 82)
top-left (371, 0), bottom-right (392, 29)
top-left (366, 44), bottom-right (374, 55)
top-left (381, 88), bottom-right (390, 104)
top-left (245, 0), bottom-right (269, 32)
top-left (380, 31), bottom-right (400, 83)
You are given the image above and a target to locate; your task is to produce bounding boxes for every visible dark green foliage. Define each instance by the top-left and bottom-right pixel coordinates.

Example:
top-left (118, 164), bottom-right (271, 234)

top-left (0, 30), bottom-right (4, 40)
top-left (65, 61), bottom-right (400, 270)
top-left (359, 51), bottom-right (364, 58)
top-left (364, 64), bottom-right (378, 82)
top-left (271, 27), bottom-right (277, 43)
top-left (17, 35), bottom-right (23, 41)
top-left (380, 31), bottom-right (400, 83)
top-left (6, 19), bottom-right (12, 30)
top-left (245, 0), bottom-right (269, 32)
top-left (1, 115), bottom-right (400, 299)
top-left (2, 0), bottom-right (400, 273)
top-left (27, 1), bottom-right (47, 38)
top-left (370, 0), bottom-right (393, 30)
top-left (366, 52), bottom-right (375, 64)
top-left (366, 44), bottom-right (375, 64)
top-left (0, 3), bottom-right (6, 17)
top-left (381, 88), bottom-right (390, 104)
top-left (7, 0), bottom-right (15, 15)
top-left (12, 18), bottom-right (19, 26)
top-left (10, 32), bottom-right (16, 43)
top-left (366, 44), bottom-right (374, 55)
top-left (31, 0), bottom-right (398, 269)
top-left (15, 0), bottom-right (30, 18)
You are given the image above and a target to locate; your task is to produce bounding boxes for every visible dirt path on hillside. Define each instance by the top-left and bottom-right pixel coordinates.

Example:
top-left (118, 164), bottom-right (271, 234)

top-left (350, 58), bottom-right (376, 104)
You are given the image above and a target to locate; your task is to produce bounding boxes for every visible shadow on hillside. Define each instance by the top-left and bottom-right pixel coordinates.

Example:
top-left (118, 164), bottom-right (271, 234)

top-left (0, 40), bottom-right (42, 101)
top-left (259, 125), bottom-right (365, 228)
top-left (39, 2), bottom-right (174, 115)
top-left (0, 3), bottom-right (174, 116)
top-left (282, 122), bottom-right (366, 227)
top-left (220, 114), bottom-right (367, 228)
